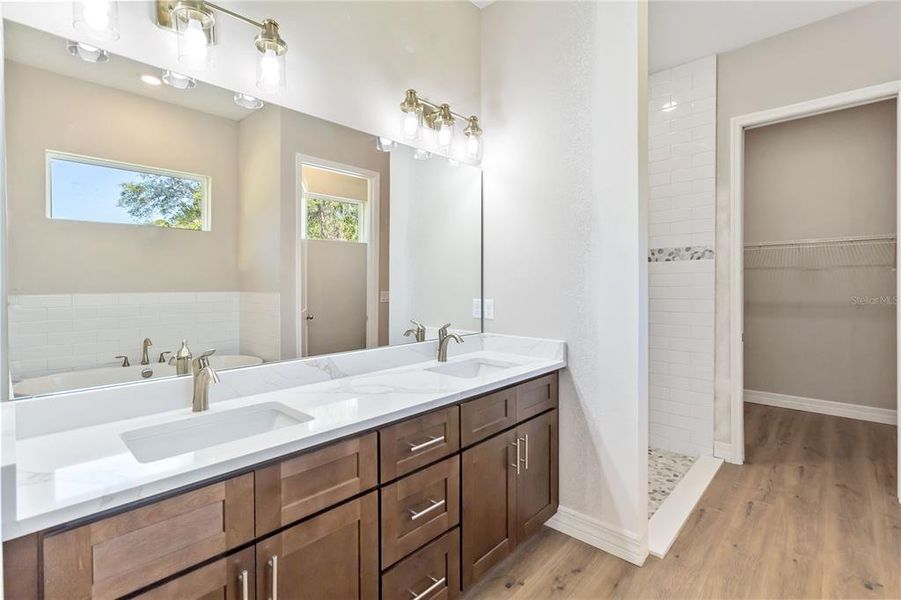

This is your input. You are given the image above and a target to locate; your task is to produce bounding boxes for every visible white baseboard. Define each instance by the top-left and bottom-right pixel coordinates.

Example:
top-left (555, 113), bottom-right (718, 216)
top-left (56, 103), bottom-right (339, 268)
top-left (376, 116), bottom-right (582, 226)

top-left (545, 506), bottom-right (648, 566)
top-left (648, 455), bottom-right (722, 558)
top-left (713, 441), bottom-right (741, 464)
top-left (745, 389), bottom-right (897, 425)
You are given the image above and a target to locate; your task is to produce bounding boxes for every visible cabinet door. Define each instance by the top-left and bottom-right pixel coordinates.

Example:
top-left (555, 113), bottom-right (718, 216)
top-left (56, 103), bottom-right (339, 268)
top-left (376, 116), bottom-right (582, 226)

top-left (515, 410), bottom-right (558, 541)
top-left (461, 429), bottom-right (518, 589)
top-left (43, 473), bottom-right (254, 600)
top-left (135, 547), bottom-right (255, 600)
top-left (255, 433), bottom-right (377, 536)
top-left (255, 492), bottom-right (378, 600)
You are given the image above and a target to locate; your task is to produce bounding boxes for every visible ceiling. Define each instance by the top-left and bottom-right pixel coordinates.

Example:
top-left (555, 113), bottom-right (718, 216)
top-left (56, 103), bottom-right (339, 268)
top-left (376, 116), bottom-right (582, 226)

top-left (649, 0), bottom-right (874, 72)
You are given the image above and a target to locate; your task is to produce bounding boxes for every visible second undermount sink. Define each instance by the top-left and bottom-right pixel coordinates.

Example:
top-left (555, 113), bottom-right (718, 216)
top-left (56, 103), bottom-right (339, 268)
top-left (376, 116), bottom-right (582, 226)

top-left (426, 358), bottom-right (518, 379)
top-left (121, 402), bottom-right (313, 463)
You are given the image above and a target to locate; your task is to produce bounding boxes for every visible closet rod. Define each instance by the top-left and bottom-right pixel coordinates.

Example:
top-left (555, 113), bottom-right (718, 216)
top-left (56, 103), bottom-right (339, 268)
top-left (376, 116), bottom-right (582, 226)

top-left (744, 233), bottom-right (896, 250)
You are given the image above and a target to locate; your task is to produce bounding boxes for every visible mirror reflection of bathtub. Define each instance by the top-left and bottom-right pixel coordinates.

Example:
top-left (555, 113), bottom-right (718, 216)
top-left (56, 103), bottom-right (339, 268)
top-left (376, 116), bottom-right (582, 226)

top-left (12, 355), bottom-right (262, 397)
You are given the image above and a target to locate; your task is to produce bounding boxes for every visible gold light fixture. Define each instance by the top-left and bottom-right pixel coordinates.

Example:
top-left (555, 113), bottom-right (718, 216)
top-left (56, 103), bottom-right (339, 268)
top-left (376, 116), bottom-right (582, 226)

top-left (156, 1), bottom-right (288, 91)
top-left (397, 89), bottom-right (484, 161)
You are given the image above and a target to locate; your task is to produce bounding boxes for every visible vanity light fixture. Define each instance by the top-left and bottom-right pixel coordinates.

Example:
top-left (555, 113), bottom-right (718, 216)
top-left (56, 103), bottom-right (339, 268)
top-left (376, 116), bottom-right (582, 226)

top-left (157, 1), bottom-right (288, 92)
top-left (141, 74), bottom-right (163, 86)
top-left (376, 137), bottom-right (396, 152)
top-left (398, 89), bottom-right (484, 161)
top-left (234, 92), bottom-right (264, 110)
top-left (73, 0), bottom-right (120, 42)
top-left (66, 40), bottom-right (110, 63)
top-left (161, 70), bottom-right (197, 90)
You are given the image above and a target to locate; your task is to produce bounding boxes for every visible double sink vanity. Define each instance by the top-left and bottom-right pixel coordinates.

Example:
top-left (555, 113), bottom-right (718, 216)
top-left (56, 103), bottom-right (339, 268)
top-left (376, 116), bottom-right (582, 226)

top-left (2, 334), bottom-right (565, 599)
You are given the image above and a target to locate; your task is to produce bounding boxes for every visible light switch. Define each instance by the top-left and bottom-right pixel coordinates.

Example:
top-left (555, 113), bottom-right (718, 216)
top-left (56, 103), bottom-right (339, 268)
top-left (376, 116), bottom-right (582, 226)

top-left (484, 299), bottom-right (495, 320)
top-left (472, 298), bottom-right (482, 318)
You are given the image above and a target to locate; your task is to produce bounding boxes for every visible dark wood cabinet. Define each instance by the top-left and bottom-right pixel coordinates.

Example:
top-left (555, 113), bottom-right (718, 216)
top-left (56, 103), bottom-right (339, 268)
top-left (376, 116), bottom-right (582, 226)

top-left (461, 409), bottom-right (558, 590)
top-left (382, 528), bottom-right (460, 600)
top-left (461, 428), bottom-right (518, 588)
top-left (255, 492), bottom-right (379, 600)
top-left (380, 405), bottom-right (460, 481)
top-left (460, 388), bottom-right (516, 446)
top-left (515, 372), bottom-right (558, 422)
top-left (135, 547), bottom-right (256, 600)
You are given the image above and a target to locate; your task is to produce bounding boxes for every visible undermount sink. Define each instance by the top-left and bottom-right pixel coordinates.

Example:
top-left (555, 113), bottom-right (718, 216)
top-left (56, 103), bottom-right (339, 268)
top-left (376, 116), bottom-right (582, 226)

top-left (426, 358), bottom-right (518, 379)
top-left (121, 402), bottom-right (313, 463)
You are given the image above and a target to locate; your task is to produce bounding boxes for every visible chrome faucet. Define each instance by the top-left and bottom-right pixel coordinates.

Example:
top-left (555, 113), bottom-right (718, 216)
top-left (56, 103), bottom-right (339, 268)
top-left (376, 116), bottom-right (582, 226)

top-left (140, 337), bottom-right (153, 365)
top-left (437, 333), bottom-right (463, 362)
top-left (437, 323), bottom-right (452, 344)
top-left (403, 320), bottom-right (427, 343)
top-left (191, 349), bottom-right (219, 412)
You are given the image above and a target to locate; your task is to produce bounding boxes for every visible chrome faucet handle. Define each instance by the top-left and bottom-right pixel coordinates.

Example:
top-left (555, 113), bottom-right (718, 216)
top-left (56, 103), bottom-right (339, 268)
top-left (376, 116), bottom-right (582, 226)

top-left (115, 355), bottom-right (130, 367)
top-left (158, 351), bottom-right (172, 364)
top-left (438, 323), bottom-right (452, 340)
top-left (193, 349), bottom-right (217, 371)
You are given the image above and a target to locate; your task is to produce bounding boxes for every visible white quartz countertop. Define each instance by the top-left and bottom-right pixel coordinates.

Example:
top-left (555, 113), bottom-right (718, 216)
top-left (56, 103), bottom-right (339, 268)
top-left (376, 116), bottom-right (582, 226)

top-left (3, 335), bottom-right (565, 540)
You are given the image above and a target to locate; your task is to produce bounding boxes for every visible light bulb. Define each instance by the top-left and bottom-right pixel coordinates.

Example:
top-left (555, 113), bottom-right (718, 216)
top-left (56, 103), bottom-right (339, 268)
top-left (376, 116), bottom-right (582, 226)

top-left (73, 0), bottom-right (119, 41)
top-left (465, 135), bottom-right (481, 159)
top-left (182, 18), bottom-right (208, 64)
top-left (83, 1), bottom-right (110, 30)
top-left (402, 112), bottom-right (420, 141)
top-left (437, 123), bottom-right (453, 152)
top-left (257, 48), bottom-right (282, 90)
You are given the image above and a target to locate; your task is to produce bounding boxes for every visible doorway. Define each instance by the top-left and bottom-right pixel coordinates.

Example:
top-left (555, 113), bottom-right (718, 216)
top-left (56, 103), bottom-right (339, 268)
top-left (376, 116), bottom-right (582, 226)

top-left (728, 81), bottom-right (901, 501)
top-left (297, 156), bottom-right (380, 357)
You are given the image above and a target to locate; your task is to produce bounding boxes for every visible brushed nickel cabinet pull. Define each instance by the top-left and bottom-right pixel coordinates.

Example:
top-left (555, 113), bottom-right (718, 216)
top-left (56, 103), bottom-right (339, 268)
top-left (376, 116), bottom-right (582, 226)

top-left (408, 435), bottom-right (445, 453)
top-left (510, 439), bottom-right (521, 475)
top-left (238, 569), bottom-right (249, 600)
top-left (408, 576), bottom-right (446, 600)
top-left (523, 434), bottom-right (530, 470)
top-left (408, 498), bottom-right (446, 521)
top-left (268, 555), bottom-right (278, 600)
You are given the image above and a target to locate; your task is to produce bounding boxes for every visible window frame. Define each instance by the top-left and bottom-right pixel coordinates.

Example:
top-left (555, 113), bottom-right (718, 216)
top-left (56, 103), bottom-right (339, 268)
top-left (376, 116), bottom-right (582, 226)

top-left (300, 190), bottom-right (367, 243)
top-left (45, 149), bottom-right (212, 231)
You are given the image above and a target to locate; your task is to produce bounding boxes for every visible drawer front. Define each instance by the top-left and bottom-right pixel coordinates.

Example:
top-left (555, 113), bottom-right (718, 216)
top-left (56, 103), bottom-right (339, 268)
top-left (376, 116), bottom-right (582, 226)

top-left (380, 406), bottom-right (460, 481)
top-left (255, 433), bottom-right (378, 536)
top-left (135, 547), bottom-right (255, 600)
top-left (43, 474), bottom-right (254, 600)
top-left (516, 372), bottom-right (558, 421)
top-left (381, 456), bottom-right (460, 568)
top-left (460, 388), bottom-right (516, 446)
top-left (382, 528), bottom-right (460, 600)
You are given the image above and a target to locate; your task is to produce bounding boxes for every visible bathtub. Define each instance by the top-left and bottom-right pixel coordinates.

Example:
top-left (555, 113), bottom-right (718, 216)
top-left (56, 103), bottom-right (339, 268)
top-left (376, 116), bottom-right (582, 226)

top-left (13, 355), bottom-right (263, 397)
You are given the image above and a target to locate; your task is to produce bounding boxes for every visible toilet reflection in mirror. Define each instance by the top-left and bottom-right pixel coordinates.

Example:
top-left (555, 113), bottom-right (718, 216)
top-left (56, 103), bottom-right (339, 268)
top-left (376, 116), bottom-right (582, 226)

top-left (3, 21), bottom-right (482, 398)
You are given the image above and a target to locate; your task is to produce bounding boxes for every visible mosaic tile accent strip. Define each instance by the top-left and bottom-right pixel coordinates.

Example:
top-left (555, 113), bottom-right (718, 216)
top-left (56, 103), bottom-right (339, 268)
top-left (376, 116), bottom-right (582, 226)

top-left (648, 246), bottom-right (715, 262)
top-left (648, 447), bottom-right (697, 518)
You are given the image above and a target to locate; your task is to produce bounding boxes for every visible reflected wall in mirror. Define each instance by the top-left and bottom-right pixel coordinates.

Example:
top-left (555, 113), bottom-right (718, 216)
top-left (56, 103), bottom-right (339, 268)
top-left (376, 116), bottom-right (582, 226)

top-left (3, 21), bottom-right (482, 399)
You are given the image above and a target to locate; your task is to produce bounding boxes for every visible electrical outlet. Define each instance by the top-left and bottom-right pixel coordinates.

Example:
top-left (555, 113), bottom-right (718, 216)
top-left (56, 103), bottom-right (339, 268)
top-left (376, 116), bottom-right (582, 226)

top-left (472, 298), bottom-right (482, 318)
top-left (484, 299), bottom-right (495, 320)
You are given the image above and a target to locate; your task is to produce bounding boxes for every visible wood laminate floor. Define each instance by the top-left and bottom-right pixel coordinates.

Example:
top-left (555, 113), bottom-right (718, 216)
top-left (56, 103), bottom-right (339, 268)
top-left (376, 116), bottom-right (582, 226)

top-left (464, 403), bottom-right (901, 599)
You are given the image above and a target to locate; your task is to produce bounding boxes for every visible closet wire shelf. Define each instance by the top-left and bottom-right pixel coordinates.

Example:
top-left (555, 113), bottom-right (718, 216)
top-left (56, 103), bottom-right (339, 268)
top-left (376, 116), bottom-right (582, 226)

top-left (744, 234), bottom-right (897, 270)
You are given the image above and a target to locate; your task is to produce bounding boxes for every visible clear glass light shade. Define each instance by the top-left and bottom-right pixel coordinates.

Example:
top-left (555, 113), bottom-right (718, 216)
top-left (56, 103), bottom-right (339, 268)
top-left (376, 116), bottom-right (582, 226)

top-left (436, 122), bottom-right (454, 154)
top-left (465, 133), bottom-right (482, 161)
top-left (376, 137), bottom-right (396, 152)
top-left (162, 70), bottom-right (196, 90)
top-left (176, 17), bottom-right (212, 70)
top-left (66, 40), bottom-right (109, 63)
top-left (401, 111), bottom-right (421, 142)
top-left (73, 0), bottom-right (119, 41)
top-left (256, 48), bottom-right (286, 92)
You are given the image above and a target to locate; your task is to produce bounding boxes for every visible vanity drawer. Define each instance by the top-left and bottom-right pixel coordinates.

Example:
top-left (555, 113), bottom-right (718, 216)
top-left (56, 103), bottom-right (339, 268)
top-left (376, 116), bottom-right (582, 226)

top-left (460, 388), bottom-right (516, 446)
top-left (380, 406), bottom-right (460, 481)
top-left (42, 473), bottom-right (254, 600)
top-left (381, 455), bottom-right (460, 568)
top-left (255, 432), bottom-right (378, 536)
top-left (134, 547), bottom-right (255, 600)
top-left (516, 372), bottom-right (558, 421)
top-left (382, 528), bottom-right (460, 600)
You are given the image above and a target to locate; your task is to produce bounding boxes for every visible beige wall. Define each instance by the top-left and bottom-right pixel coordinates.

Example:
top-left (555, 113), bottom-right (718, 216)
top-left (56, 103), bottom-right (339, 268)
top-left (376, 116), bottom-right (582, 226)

top-left (743, 100), bottom-right (897, 409)
top-left (5, 61), bottom-right (241, 293)
top-left (715, 1), bottom-right (901, 442)
top-left (302, 165), bottom-right (368, 201)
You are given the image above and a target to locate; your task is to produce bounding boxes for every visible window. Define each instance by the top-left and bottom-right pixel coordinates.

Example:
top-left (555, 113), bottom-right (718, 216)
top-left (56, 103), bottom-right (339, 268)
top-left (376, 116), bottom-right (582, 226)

top-left (303, 194), bottom-right (363, 242)
top-left (47, 151), bottom-right (210, 231)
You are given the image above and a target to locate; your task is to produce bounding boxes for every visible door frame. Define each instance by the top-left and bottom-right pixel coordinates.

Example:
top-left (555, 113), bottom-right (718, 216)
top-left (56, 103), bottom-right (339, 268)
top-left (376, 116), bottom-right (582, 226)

top-left (727, 80), bottom-right (901, 496)
top-left (295, 154), bottom-right (381, 355)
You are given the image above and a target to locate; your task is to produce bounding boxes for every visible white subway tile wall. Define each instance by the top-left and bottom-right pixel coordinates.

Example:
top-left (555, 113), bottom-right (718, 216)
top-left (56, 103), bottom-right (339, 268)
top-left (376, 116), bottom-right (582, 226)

top-left (8, 292), bottom-right (280, 381)
top-left (647, 56), bottom-right (716, 457)
top-left (239, 292), bottom-right (281, 363)
top-left (649, 55), bottom-right (716, 250)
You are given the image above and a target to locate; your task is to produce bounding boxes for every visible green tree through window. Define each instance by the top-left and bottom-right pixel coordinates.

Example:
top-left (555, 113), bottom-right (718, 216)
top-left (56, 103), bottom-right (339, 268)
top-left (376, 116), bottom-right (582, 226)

top-left (305, 196), bottom-right (361, 241)
top-left (118, 173), bottom-right (203, 230)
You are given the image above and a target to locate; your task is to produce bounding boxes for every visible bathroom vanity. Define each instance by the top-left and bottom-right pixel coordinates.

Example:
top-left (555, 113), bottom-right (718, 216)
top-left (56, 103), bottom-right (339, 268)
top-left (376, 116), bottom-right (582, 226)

top-left (2, 336), bottom-right (564, 599)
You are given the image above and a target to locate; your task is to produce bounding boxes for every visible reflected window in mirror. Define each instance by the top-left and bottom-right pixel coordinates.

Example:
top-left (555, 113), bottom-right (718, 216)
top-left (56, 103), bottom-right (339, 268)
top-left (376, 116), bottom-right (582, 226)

top-left (47, 151), bottom-right (211, 231)
top-left (303, 195), bottom-right (362, 242)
